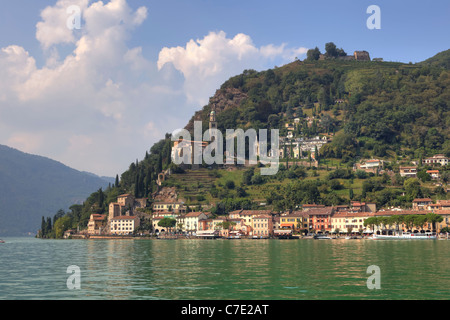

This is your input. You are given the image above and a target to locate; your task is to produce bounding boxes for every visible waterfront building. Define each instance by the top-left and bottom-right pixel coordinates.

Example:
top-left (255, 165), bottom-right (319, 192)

top-left (307, 207), bottom-right (335, 232)
top-left (279, 211), bottom-right (309, 231)
top-left (229, 210), bottom-right (273, 227)
top-left (331, 212), bottom-right (375, 234)
top-left (110, 216), bottom-right (140, 235)
top-left (183, 212), bottom-right (209, 234)
top-left (251, 215), bottom-right (273, 238)
top-left (87, 214), bottom-right (106, 235)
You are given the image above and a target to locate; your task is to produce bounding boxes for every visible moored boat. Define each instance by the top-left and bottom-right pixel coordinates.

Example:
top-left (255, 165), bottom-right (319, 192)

top-left (314, 235), bottom-right (332, 240)
top-left (372, 231), bottom-right (436, 240)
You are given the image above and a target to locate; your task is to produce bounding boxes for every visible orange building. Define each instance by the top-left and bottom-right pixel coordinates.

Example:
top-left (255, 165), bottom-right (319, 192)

top-left (307, 207), bottom-right (335, 232)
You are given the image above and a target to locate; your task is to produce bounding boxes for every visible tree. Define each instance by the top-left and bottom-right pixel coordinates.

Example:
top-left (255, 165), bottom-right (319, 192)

top-left (413, 215), bottom-right (428, 231)
top-left (306, 47), bottom-right (321, 61)
top-left (158, 218), bottom-right (176, 233)
top-left (403, 215), bottom-right (416, 231)
top-left (425, 213), bottom-right (443, 233)
top-left (404, 178), bottom-right (423, 202)
top-left (325, 42), bottom-right (338, 58)
top-left (40, 216), bottom-right (47, 238)
top-left (364, 217), bottom-right (379, 233)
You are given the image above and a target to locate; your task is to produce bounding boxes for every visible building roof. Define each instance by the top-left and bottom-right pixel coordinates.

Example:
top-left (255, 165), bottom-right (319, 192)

top-left (91, 214), bottom-right (106, 221)
top-left (185, 212), bottom-right (205, 217)
top-left (111, 215), bottom-right (138, 220)
top-left (412, 198), bottom-right (432, 203)
top-left (284, 211), bottom-right (309, 218)
top-left (307, 207), bottom-right (334, 215)
top-left (253, 214), bottom-right (272, 219)
top-left (239, 210), bottom-right (272, 216)
top-left (332, 211), bottom-right (374, 218)
top-left (374, 210), bottom-right (426, 217)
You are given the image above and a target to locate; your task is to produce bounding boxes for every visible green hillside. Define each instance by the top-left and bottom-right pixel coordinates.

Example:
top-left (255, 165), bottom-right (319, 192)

top-left (45, 45), bottom-right (450, 237)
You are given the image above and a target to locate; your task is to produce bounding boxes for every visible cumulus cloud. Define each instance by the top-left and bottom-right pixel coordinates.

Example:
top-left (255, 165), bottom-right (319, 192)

top-left (0, 0), bottom-right (307, 176)
top-left (157, 31), bottom-right (308, 106)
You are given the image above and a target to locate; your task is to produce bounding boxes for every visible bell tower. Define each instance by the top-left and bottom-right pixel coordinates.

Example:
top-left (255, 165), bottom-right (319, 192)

top-left (209, 104), bottom-right (217, 131)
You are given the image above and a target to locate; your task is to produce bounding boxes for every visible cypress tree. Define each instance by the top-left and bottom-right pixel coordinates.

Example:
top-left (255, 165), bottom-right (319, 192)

top-left (115, 174), bottom-right (119, 188)
top-left (46, 217), bottom-right (52, 237)
top-left (41, 216), bottom-right (46, 238)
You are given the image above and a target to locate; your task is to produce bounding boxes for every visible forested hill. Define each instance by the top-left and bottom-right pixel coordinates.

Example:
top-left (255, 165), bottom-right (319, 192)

top-left (186, 48), bottom-right (450, 161)
top-left (0, 144), bottom-right (111, 236)
top-left (43, 47), bottom-right (450, 236)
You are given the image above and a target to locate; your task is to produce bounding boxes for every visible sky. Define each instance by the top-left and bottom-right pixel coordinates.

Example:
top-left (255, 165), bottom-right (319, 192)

top-left (0, 0), bottom-right (449, 177)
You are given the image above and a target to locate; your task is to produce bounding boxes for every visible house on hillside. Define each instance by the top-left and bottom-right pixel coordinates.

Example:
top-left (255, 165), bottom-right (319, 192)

top-left (412, 198), bottom-right (433, 211)
top-left (399, 166), bottom-right (417, 178)
top-left (423, 154), bottom-right (449, 167)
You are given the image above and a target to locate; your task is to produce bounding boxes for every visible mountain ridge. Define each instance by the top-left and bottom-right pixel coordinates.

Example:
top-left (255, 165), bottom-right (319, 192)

top-left (0, 144), bottom-right (112, 236)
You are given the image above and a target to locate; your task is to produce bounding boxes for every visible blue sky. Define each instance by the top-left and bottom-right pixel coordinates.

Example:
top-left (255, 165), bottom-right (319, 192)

top-left (0, 0), bottom-right (448, 176)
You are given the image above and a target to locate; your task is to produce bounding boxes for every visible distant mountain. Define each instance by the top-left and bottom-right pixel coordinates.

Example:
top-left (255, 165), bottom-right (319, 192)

top-left (0, 144), bottom-right (111, 236)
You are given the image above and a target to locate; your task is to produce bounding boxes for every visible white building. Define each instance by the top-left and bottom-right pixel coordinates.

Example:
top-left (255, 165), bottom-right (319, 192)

top-left (423, 154), bottom-right (449, 167)
top-left (179, 212), bottom-right (208, 234)
top-left (110, 216), bottom-right (140, 235)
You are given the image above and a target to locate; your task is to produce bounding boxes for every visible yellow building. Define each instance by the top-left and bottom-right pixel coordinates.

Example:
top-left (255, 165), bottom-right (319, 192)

top-left (153, 201), bottom-right (185, 213)
top-left (331, 212), bottom-right (375, 234)
top-left (251, 215), bottom-right (273, 238)
top-left (279, 211), bottom-right (309, 231)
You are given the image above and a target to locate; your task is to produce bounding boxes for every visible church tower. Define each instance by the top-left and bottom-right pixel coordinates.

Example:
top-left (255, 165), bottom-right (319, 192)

top-left (209, 104), bottom-right (217, 131)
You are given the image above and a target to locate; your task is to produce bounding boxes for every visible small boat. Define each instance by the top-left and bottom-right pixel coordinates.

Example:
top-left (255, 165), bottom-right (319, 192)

top-left (372, 231), bottom-right (436, 240)
top-left (0, 239), bottom-right (5, 243)
top-left (314, 235), bottom-right (332, 240)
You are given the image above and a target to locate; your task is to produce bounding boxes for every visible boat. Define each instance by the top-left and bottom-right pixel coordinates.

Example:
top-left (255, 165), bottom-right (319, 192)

top-left (0, 239), bottom-right (5, 243)
top-left (372, 231), bottom-right (436, 240)
top-left (314, 235), bottom-right (332, 240)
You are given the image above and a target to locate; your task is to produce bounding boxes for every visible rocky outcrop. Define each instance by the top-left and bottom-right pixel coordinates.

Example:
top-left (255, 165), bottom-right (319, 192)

top-left (184, 87), bottom-right (248, 132)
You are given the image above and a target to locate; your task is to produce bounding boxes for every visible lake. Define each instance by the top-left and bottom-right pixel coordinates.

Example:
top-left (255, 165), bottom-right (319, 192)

top-left (1, 237), bottom-right (449, 300)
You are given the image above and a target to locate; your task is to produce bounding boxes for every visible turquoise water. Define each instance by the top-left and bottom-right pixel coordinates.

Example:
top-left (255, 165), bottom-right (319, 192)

top-left (1, 237), bottom-right (449, 300)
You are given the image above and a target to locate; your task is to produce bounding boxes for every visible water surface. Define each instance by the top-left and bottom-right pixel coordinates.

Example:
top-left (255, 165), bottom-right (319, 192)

top-left (1, 237), bottom-right (449, 300)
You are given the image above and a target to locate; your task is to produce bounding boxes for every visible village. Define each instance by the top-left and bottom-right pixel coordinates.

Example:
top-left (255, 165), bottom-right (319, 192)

top-left (65, 104), bottom-right (450, 240)
top-left (66, 193), bottom-right (450, 240)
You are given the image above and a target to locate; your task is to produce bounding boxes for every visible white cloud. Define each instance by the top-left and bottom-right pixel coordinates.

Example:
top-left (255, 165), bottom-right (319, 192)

top-left (158, 31), bottom-right (308, 106)
top-left (0, 0), bottom-right (308, 176)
